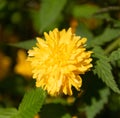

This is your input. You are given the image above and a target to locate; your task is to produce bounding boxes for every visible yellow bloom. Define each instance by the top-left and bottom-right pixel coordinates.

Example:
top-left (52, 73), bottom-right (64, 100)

top-left (0, 52), bottom-right (11, 80)
top-left (27, 28), bottom-right (92, 96)
top-left (14, 50), bottom-right (32, 78)
top-left (34, 114), bottom-right (40, 118)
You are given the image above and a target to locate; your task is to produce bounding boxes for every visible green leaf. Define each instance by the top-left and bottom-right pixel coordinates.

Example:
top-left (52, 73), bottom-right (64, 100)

top-left (84, 87), bottom-right (110, 118)
top-left (9, 39), bottom-right (36, 50)
top-left (18, 88), bottom-right (46, 118)
top-left (0, 108), bottom-right (18, 118)
top-left (76, 23), bottom-right (94, 41)
top-left (94, 13), bottom-right (111, 20)
top-left (88, 28), bottom-right (120, 47)
top-left (93, 46), bottom-right (120, 93)
top-left (109, 48), bottom-right (120, 62)
top-left (32, 0), bottom-right (67, 32)
top-left (72, 4), bottom-right (99, 18)
top-left (0, 88), bottom-right (46, 118)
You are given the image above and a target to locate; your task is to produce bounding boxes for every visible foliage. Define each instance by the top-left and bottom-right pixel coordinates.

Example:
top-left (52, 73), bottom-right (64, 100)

top-left (18, 88), bottom-right (46, 118)
top-left (31, 0), bottom-right (67, 32)
top-left (0, 108), bottom-right (18, 118)
top-left (88, 28), bottom-right (120, 47)
top-left (84, 87), bottom-right (110, 118)
top-left (10, 39), bottom-right (36, 50)
top-left (72, 4), bottom-right (99, 18)
top-left (0, 0), bottom-right (120, 118)
top-left (93, 46), bottom-right (120, 94)
top-left (0, 88), bottom-right (46, 118)
top-left (109, 48), bottom-right (120, 62)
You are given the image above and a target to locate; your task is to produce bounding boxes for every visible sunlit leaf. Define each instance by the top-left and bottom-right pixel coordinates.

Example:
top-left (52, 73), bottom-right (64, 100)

top-left (18, 88), bottom-right (46, 118)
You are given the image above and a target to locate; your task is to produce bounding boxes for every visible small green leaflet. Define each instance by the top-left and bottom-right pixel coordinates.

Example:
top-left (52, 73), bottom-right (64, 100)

top-left (109, 48), bottom-right (120, 62)
top-left (84, 87), bottom-right (110, 118)
top-left (93, 46), bottom-right (120, 94)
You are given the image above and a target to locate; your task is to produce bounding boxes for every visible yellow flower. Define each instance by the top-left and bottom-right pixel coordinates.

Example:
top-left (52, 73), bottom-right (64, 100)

top-left (34, 114), bottom-right (40, 118)
top-left (0, 52), bottom-right (11, 80)
top-left (27, 28), bottom-right (92, 96)
top-left (14, 50), bottom-right (32, 78)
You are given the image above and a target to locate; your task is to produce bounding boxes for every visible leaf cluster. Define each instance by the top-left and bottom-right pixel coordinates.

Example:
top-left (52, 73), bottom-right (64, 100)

top-left (0, 88), bottom-right (46, 118)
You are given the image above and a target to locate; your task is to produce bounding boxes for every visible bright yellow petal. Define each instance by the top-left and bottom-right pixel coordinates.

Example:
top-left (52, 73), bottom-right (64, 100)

top-left (27, 27), bottom-right (93, 96)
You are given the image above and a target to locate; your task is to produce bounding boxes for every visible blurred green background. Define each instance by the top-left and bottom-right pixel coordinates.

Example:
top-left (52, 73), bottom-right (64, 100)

top-left (0, 0), bottom-right (120, 118)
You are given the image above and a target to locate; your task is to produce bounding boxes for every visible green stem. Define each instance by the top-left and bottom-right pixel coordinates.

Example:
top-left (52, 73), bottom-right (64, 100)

top-left (105, 38), bottom-right (120, 54)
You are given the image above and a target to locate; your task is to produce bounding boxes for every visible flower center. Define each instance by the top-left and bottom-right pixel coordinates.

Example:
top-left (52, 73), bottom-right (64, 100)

top-left (50, 45), bottom-right (69, 67)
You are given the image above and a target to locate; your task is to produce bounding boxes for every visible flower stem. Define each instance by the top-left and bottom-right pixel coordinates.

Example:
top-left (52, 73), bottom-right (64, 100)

top-left (105, 38), bottom-right (120, 54)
